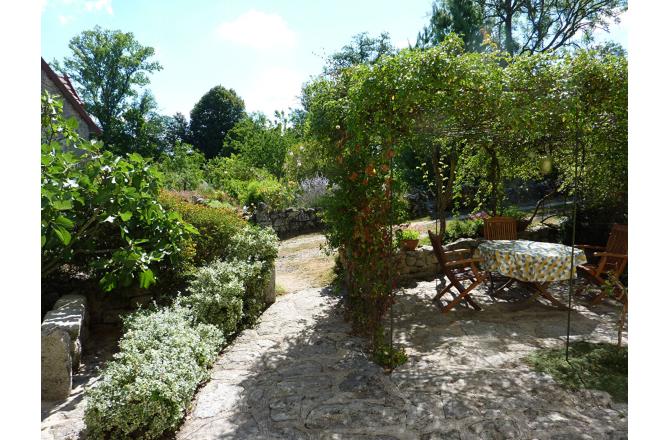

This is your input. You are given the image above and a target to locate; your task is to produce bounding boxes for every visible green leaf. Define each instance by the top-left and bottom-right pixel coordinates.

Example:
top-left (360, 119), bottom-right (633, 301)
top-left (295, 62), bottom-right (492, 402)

top-left (54, 215), bottom-right (74, 229)
top-left (138, 269), bottom-right (155, 289)
top-left (52, 199), bottom-right (73, 211)
top-left (52, 225), bottom-right (72, 245)
top-left (119, 211), bottom-right (133, 222)
top-left (41, 235), bottom-right (46, 248)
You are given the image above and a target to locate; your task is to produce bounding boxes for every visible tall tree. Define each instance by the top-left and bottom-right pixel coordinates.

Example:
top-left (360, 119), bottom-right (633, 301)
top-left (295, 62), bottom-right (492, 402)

top-left (417, 1), bottom-right (627, 55)
top-left (56, 26), bottom-right (162, 146)
top-left (223, 113), bottom-right (294, 178)
top-left (115, 91), bottom-right (169, 158)
top-left (164, 112), bottom-right (191, 147)
top-left (416, 0), bottom-right (485, 51)
top-left (480, 0), bottom-right (627, 54)
top-left (324, 32), bottom-right (397, 76)
top-left (189, 86), bottom-right (245, 158)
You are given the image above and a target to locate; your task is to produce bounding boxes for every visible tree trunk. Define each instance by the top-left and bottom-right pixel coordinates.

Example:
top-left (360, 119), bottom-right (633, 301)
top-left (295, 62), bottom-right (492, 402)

top-left (504, 0), bottom-right (514, 54)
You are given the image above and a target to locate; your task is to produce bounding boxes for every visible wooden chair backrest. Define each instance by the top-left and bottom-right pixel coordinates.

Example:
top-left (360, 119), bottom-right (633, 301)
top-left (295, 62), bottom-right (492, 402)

top-left (606, 224), bottom-right (628, 255)
top-left (428, 230), bottom-right (448, 271)
top-left (483, 216), bottom-right (518, 240)
top-left (604, 224), bottom-right (628, 275)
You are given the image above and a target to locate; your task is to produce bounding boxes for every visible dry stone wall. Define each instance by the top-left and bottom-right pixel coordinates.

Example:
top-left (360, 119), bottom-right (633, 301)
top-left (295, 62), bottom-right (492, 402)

top-left (394, 238), bottom-right (483, 283)
top-left (251, 206), bottom-right (323, 238)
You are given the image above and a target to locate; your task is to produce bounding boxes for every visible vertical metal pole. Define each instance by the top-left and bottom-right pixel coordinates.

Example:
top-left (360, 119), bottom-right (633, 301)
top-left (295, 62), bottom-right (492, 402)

top-left (565, 112), bottom-right (582, 361)
top-left (389, 145), bottom-right (395, 357)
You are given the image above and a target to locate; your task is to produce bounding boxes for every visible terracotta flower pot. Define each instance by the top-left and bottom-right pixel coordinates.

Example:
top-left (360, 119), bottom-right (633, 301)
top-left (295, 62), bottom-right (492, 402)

top-left (400, 239), bottom-right (419, 251)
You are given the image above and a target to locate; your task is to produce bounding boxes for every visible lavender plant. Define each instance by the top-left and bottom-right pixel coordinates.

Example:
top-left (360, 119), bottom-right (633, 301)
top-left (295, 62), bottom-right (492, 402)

top-left (295, 174), bottom-right (329, 208)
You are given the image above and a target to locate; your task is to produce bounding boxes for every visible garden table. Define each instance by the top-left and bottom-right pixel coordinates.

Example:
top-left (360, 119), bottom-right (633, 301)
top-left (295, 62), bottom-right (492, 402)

top-left (473, 240), bottom-right (587, 309)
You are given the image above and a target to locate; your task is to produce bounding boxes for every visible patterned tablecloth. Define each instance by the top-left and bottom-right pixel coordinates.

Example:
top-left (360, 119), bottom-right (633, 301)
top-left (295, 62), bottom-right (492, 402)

top-left (473, 240), bottom-right (587, 282)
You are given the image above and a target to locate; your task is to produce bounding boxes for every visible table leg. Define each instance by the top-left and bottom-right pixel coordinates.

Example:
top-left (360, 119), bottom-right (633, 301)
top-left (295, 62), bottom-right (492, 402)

top-left (527, 282), bottom-right (569, 310)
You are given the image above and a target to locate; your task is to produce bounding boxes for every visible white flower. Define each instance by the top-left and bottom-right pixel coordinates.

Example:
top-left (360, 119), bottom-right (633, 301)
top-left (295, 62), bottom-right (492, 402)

top-left (63, 178), bottom-right (79, 188)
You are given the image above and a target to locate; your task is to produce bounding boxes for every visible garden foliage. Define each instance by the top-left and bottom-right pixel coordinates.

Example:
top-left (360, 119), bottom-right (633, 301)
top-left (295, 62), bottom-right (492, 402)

top-left (84, 305), bottom-right (223, 439)
top-left (158, 190), bottom-right (246, 268)
top-left (305, 35), bottom-right (627, 355)
top-left (41, 92), bottom-right (195, 291)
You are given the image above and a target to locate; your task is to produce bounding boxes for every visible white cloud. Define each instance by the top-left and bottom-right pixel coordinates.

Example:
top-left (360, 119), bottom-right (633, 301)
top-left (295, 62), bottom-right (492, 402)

top-left (58, 14), bottom-right (74, 25)
top-left (84, 0), bottom-right (112, 14)
top-left (243, 66), bottom-right (303, 116)
top-left (215, 10), bottom-right (297, 50)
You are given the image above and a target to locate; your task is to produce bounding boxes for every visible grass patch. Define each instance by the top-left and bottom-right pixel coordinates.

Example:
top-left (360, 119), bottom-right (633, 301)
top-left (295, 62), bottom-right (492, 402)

top-left (275, 283), bottom-right (288, 296)
top-left (526, 341), bottom-right (627, 403)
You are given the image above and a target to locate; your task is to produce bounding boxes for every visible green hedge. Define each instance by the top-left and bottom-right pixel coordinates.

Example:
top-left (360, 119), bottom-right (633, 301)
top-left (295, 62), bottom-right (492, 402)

top-left (84, 306), bottom-right (223, 439)
top-left (84, 225), bottom-right (279, 439)
top-left (158, 190), bottom-right (246, 268)
top-left (183, 225), bottom-right (279, 332)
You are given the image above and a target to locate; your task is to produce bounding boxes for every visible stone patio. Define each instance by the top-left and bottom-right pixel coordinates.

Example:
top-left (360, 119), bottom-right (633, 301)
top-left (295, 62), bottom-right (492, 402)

top-left (177, 280), bottom-right (627, 440)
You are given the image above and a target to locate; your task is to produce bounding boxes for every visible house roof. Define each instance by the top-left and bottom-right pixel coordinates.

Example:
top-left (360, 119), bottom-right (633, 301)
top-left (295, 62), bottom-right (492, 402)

top-left (41, 58), bottom-right (102, 136)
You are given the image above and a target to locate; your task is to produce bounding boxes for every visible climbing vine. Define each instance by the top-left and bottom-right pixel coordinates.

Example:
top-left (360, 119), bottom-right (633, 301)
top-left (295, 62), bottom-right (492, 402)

top-left (304, 35), bottom-right (627, 358)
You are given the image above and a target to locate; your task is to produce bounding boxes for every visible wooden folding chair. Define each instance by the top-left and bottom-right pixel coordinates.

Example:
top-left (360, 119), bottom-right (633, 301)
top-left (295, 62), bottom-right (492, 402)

top-left (483, 216), bottom-right (518, 294)
top-left (576, 224), bottom-right (628, 304)
top-left (428, 230), bottom-right (487, 314)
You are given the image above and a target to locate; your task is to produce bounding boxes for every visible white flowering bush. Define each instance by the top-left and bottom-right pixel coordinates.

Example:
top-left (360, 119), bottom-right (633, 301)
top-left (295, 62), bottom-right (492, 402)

top-left (226, 225), bottom-right (279, 266)
top-left (84, 306), bottom-right (222, 439)
top-left (226, 226), bottom-right (279, 324)
top-left (182, 259), bottom-right (252, 335)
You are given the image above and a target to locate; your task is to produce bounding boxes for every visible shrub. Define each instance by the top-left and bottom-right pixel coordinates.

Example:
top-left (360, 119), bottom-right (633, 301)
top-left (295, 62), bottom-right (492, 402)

top-left (444, 219), bottom-right (483, 241)
top-left (84, 305), bottom-right (223, 439)
top-left (204, 155), bottom-right (273, 190)
top-left (183, 259), bottom-right (262, 333)
top-left (236, 178), bottom-right (295, 210)
top-left (158, 191), bottom-right (246, 267)
top-left (295, 175), bottom-right (329, 208)
top-left (204, 155), bottom-right (296, 210)
top-left (501, 205), bottom-right (527, 222)
top-left (182, 225), bottom-right (278, 332)
top-left (159, 142), bottom-right (205, 191)
top-left (41, 92), bottom-right (195, 291)
top-left (226, 226), bottom-right (279, 323)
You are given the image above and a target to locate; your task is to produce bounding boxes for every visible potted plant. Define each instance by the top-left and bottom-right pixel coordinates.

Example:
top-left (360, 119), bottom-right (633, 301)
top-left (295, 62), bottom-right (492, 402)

top-left (396, 228), bottom-right (420, 251)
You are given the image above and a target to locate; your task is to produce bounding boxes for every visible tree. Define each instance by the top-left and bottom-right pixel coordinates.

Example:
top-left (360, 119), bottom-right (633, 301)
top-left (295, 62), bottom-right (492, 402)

top-left (324, 32), bottom-right (397, 76)
top-left (164, 112), bottom-right (191, 147)
top-left (56, 26), bottom-right (162, 146)
top-left (478, 0), bottom-right (627, 55)
top-left (223, 113), bottom-right (294, 178)
top-left (159, 142), bottom-right (205, 191)
top-left (416, 0), bottom-right (486, 51)
top-left (114, 90), bottom-right (170, 158)
top-left (190, 86), bottom-right (245, 158)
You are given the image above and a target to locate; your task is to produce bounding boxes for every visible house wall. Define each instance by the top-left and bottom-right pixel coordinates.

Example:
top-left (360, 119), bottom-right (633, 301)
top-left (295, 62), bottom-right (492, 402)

top-left (41, 70), bottom-right (91, 140)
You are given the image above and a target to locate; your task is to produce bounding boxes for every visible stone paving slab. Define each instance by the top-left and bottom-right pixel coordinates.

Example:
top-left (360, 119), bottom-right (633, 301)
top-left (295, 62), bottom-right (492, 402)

top-left (177, 282), bottom-right (627, 440)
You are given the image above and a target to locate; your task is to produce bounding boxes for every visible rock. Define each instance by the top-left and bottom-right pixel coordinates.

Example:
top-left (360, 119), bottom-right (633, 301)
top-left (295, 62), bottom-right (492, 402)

top-left (443, 238), bottom-right (482, 252)
top-left (42, 294), bottom-right (87, 369)
top-left (41, 327), bottom-right (72, 401)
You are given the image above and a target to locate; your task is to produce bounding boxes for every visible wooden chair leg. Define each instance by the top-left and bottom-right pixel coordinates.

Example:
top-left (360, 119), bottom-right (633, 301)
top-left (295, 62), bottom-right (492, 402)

top-left (442, 280), bottom-right (482, 313)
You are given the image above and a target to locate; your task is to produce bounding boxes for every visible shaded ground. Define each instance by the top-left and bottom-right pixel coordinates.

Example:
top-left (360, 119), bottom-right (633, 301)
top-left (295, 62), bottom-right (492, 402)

top-left (41, 325), bottom-right (121, 440)
top-left (275, 233), bottom-right (335, 294)
top-left (176, 280), bottom-right (627, 439)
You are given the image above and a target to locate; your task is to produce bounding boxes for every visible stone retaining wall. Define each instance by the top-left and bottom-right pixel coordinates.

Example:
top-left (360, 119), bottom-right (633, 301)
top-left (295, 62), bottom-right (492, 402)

top-left (41, 294), bottom-right (88, 401)
top-left (251, 206), bottom-right (323, 238)
top-left (394, 238), bottom-right (483, 282)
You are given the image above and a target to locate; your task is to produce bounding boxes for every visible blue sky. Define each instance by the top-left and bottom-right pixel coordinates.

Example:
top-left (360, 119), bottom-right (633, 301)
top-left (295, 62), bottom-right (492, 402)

top-left (41, 0), bottom-right (628, 119)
